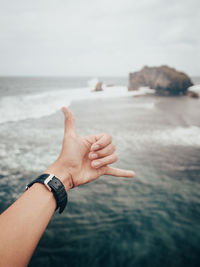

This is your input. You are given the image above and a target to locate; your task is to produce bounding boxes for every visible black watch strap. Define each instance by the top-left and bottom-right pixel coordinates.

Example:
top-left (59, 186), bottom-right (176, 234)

top-left (26, 174), bottom-right (68, 214)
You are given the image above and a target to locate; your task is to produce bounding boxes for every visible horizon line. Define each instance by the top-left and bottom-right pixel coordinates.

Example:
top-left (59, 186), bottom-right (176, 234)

top-left (0, 74), bottom-right (199, 78)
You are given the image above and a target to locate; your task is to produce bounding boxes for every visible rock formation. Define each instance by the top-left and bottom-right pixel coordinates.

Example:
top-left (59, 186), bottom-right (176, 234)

top-left (129, 65), bottom-right (193, 95)
top-left (94, 81), bottom-right (103, 91)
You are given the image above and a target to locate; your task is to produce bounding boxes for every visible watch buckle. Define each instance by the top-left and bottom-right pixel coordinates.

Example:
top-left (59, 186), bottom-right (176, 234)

top-left (44, 174), bottom-right (54, 191)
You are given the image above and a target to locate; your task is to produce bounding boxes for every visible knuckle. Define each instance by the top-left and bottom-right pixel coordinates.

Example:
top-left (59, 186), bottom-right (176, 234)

top-left (108, 146), bottom-right (112, 153)
top-left (102, 144), bottom-right (114, 155)
top-left (105, 133), bottom-right (112, 141)
top-left (70, 117), bottom-right (75, 124)
top-left (95, 150), bottom-right (101, 157)
top-left (98, 159), bottom-right (103, 166)
top-left (72, 114), bottom-right (76, 122)
top-left (65, 117), bottom-right (68, 124)
top-left (68, 132), bottom-right (77, 139)
top-left (108, 134), bottom-right (112, 142)
top-left (112, 144), bottom-right (116, 151)
top-left (114, 153), bottom-right (119, 161)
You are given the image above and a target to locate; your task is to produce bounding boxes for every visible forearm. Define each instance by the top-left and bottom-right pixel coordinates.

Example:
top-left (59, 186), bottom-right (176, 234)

top-left (0, 183), bottom-right (57, 267)
top-left (0, 163), bottom-right (71, 267)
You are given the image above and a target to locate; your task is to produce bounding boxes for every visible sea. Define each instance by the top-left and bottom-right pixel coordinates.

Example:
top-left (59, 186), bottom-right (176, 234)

top-left (0, 76), bottom-right (200, 267)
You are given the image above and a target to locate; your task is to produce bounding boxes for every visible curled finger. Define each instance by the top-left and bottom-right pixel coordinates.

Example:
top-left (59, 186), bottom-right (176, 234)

top-left (89, 143), bottom-right (116, 160)
top-left (91, 153), bottom-right (118, 168)
top-left (90, 133), bottom-right (112, 151)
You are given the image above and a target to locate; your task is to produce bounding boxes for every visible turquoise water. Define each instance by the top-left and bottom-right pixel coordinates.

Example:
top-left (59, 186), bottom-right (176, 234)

top-left (0, 77), bottom-right (200, 267)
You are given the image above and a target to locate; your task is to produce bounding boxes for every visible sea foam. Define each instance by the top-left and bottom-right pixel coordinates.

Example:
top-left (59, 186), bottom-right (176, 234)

top-left (188, 84), bottom-right (200, 94)
top-left (0, 85), bottom-right (154, 124)
top-left (127, 126), bottom-right (200, 147)
top-left (152, 126), bottom-right (200, 146)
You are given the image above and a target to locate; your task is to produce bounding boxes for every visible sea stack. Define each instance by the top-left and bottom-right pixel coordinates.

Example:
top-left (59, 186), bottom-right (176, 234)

top-left (129, 65), bottom-right (193, 96)
top-left (94, 81), bottom-right (103, 92)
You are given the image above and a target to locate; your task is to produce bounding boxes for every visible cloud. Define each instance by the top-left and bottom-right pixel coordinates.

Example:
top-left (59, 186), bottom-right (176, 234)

top-left (0, 0), bottom-right (199, 76)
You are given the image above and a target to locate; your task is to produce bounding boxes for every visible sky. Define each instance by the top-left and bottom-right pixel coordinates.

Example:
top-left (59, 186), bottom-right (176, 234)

top-left (0, 0), bottom-right (199, 76)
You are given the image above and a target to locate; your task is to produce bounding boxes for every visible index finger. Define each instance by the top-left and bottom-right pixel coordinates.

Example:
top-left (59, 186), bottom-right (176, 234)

top-left (90, 133), bottom-right (112, 151)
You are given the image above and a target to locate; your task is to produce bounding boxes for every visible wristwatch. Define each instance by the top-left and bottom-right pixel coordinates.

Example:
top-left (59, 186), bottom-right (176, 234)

top-left (26, 174), bottom-right (68, 214)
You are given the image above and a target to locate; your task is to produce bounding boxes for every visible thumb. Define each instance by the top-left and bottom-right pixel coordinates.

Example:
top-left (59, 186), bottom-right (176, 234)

top-left (62, 106), bottom-right (77, 134)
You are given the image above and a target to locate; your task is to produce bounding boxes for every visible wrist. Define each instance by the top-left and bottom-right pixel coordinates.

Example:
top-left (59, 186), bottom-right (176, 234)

top-left (44, 159), bottom-right (74, 191)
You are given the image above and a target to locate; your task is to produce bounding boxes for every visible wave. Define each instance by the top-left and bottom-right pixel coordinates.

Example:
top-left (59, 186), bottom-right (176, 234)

top-left (154, 126), bottom-right (200, 146)
top-left (188, 84), bottom-right (200, 94)
top-left (0, 85), bottom-right (154, 124)
top-left (126, 126), bottom-right (200, 147)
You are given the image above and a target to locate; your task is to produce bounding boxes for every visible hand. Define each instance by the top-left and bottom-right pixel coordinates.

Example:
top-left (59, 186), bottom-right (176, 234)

top-left (45, 107), bottom-right (134, 190)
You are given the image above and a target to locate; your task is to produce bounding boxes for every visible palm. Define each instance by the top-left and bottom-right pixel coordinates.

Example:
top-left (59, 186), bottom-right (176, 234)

top-left (76, 152), bottom-right (102, 185)
top-left (61, 134), bottom-right (106, 186)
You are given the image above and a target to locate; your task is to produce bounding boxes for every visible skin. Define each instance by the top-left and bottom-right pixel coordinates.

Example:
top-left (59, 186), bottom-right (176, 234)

top-left (0, 107), bottom-right (134, 267)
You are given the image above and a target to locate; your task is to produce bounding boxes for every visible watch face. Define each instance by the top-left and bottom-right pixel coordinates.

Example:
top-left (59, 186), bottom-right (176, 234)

top-left (50, 178), bottom-right (61, 190)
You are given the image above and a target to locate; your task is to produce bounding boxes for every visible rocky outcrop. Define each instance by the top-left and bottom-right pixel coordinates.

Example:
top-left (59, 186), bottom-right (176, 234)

top-left (129, 65), bottom-right (193, 95)
top-left (94, 81), bottom-right (103, 91)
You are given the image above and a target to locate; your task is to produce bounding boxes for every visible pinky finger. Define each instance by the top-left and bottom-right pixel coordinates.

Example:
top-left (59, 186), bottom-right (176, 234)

top-left (105, 166), bottom-right (135, 178)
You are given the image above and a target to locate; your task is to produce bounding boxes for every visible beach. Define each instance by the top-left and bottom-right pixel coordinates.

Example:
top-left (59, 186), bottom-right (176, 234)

top-left (0, 77), bottom-right (200, 267)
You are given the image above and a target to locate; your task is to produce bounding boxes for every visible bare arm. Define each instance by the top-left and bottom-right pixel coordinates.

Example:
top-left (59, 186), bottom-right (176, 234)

top-left (0, 183), bottom-right (59, 267)
top-left (0, 107), bottom-right (134, 267)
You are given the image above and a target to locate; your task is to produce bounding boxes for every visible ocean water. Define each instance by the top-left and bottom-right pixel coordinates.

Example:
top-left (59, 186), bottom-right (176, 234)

top-left (0, 76), bottom-right (200, 267)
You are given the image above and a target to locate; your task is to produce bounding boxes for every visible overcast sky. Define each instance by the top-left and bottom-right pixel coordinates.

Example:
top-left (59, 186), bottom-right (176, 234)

top-left (0, 0), bottom-right (199, 76)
